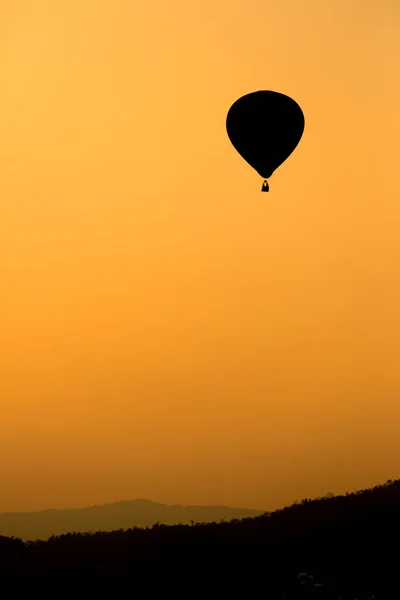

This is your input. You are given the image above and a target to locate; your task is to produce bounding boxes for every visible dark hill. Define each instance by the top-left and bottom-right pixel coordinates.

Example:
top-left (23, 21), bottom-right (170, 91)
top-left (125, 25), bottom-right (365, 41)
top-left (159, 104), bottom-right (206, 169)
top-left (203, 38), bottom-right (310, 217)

top-left (1, 478), bottom-right (399, 596)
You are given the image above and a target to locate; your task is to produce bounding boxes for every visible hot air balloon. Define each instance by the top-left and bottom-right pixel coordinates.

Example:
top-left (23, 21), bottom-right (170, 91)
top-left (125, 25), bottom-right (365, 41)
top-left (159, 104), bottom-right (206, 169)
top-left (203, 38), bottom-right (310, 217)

top-left (226, 90), bottom-right (305, 191)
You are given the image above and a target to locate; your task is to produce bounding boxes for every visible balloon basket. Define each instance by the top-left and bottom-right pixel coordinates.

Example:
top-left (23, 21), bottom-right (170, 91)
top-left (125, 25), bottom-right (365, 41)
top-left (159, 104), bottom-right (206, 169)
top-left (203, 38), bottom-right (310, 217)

top-left (262, 180), bottom-right (269, 192)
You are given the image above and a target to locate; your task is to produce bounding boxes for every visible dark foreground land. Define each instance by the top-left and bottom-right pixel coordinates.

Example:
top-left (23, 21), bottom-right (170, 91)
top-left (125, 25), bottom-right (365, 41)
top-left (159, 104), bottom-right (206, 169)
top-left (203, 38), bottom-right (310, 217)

top-left (1, 479), bottom-right (399, 596)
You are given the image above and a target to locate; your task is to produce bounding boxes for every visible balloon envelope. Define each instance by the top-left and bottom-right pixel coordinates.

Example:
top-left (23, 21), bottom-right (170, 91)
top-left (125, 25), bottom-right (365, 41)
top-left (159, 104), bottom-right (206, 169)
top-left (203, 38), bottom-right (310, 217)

top-left (226, 90), bottom-right (305, 180)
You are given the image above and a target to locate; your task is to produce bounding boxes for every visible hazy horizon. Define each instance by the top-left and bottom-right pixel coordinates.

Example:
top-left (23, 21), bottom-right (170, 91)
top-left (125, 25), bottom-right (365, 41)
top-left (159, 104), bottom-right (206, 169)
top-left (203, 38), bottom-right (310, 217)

top-left (1, 0), bottom-right (400, 514)
top-left (1, 496), bottom-right (265, 515)
top-left (0, 497), bottom-right (265, 541)
top-left (0, 476), bottom-right (395, 515)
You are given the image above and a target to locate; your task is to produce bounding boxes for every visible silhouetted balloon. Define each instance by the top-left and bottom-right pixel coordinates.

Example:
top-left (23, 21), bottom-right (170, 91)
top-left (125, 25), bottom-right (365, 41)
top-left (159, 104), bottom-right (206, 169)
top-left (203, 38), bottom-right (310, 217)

top-left (226, 90), bottom-right (305, 190)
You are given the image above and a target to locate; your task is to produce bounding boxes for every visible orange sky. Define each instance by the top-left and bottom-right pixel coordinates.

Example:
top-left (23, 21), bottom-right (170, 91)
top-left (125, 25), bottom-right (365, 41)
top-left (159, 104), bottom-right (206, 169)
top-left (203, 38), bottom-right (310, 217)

top-left (1, 0), bottom-right (400, 513)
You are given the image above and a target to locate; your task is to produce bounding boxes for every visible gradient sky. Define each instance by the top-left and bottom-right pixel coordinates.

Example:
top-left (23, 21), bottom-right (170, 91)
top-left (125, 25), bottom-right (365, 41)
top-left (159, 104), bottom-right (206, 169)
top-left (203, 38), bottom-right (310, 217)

top-left (1, 0), bottom-right (400, 513)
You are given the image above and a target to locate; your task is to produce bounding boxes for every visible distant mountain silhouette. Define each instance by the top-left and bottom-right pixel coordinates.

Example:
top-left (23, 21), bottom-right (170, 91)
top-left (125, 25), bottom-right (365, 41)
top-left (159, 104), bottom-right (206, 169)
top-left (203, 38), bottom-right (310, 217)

top-left (0, 499), bottom-right (264, 541)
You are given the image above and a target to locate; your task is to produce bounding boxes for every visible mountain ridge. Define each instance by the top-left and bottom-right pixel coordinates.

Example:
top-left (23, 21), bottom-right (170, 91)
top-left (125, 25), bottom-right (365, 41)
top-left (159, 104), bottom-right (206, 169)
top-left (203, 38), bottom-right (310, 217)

top-left (0, 498), bottom-right (265, 541)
